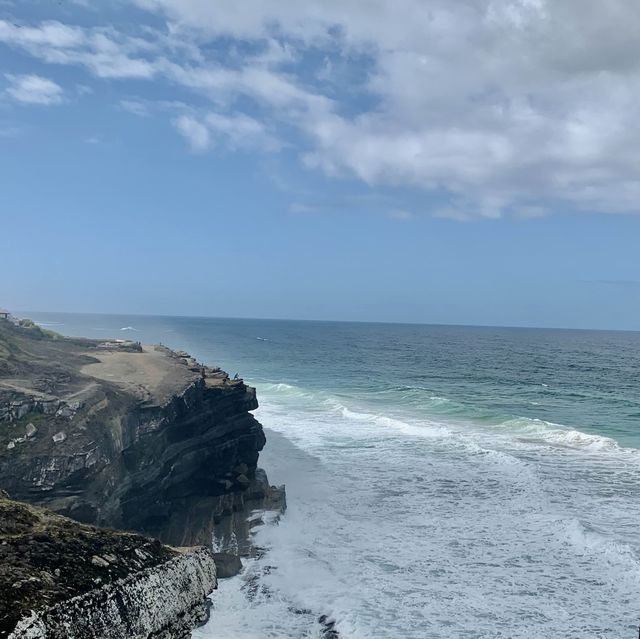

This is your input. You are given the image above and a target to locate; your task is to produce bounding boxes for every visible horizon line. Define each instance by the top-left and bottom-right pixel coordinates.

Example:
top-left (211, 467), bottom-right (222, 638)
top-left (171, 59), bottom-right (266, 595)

top-left (14, 308), bottom-right (640, 335)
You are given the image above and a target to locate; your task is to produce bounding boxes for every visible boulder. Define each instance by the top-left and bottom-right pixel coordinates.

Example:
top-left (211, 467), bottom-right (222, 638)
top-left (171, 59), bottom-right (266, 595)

top-left (235, 474), bottom-right (251, 489)
top-left (211, 552), bottom-right (242, 578)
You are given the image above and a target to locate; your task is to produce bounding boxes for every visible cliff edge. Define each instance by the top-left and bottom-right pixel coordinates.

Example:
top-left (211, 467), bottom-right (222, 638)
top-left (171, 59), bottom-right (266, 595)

top-left (0, 492), bottom-right (216, 639)
top-left (0, 317), bottom-right (285, 637)
top-left (0, 318), bottom-right (284, 548)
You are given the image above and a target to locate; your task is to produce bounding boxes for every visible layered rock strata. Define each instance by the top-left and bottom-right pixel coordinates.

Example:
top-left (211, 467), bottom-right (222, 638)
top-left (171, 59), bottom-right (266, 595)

top-left (0, 317), bottom-right (286, 636)
top-left (0, 493), bottom-right (216, 639)
top-left (0, 319), bottom-right (285, 548)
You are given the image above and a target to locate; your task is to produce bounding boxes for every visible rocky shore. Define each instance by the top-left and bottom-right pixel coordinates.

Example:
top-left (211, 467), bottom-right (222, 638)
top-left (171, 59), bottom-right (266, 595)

top-left (0, 317), bottom-right (285, 637)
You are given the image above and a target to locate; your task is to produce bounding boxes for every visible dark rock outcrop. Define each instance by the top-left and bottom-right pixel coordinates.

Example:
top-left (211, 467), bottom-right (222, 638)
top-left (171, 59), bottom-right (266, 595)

top-left (211, 552), bottom-right (243, 578)
top-left (0, 318), bottom-right (287, 637)
top-left (0, 319), bottom-right (285, 550)
top-left (319, 615), bottom-right (341, 638)
top-left (0, 494), bottom-right (216, 639)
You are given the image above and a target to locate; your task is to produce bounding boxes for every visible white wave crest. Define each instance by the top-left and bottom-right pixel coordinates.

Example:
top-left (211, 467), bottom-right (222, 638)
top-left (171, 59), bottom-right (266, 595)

top-left (564, 519), bottom-right (640, 577)
top-left (499, 417), bottom-right (629, 453)
top-left (329, 401), bottom-right (450, 439)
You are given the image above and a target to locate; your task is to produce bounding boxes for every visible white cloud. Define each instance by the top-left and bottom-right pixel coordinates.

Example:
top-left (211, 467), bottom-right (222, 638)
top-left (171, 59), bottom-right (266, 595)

top-left (4, 3), bottom-right (640, 217)
top-left (205, 112), bottom-right (280, 151)
top-left (173, 114), bottom-right (210, 151)
top-left (131, 0), bottom-right (640, 218)
top-left (0, 19), bottom-right (85, 49)
top-left (0, 20), bottom-right (158, 78)
top-left (173, 110), bottom-right (280, 152)
top-left (5, 73), bottom-right (63, 105)
top-left (119, 99), bottom-right (150, 117)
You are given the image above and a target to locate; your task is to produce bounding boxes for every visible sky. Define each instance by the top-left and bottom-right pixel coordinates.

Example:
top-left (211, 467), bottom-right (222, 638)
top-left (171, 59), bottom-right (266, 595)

top-left (1, 0), bottom-right (640, 329)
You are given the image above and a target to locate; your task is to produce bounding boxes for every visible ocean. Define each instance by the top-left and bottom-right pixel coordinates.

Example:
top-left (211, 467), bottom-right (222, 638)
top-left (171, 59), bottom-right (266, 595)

top-left (28, 313), bottom-right (640, 638)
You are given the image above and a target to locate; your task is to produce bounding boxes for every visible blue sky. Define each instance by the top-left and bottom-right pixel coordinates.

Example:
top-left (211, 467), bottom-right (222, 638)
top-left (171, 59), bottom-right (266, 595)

top-left (1, 0), bottom-right (640, 329)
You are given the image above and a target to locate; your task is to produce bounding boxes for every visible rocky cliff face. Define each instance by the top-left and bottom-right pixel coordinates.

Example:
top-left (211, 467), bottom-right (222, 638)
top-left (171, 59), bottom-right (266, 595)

top-left (0, 317), bottom-right (287, 637)
top-left (0, 320), bottom-right (285, 549)
top-left (0, 493), bottom-right (217, 639)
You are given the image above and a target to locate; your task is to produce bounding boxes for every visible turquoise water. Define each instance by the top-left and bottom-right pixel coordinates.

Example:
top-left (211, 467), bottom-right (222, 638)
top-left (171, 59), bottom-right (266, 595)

top-left (29, 313), bottom-right (640, 637)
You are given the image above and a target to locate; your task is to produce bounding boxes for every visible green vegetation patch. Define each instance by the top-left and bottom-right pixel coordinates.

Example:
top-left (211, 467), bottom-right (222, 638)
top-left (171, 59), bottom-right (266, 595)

top-left (16, 319), bottom-right (60, 341)
top-left (0, 412), bottom-right (50, 447)
top-left (0, 330), bottom-right (19, 360)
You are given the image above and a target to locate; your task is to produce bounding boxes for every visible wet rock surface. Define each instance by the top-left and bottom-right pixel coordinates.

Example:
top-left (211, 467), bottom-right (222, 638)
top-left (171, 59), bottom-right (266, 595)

top-left (211, 552), bottom-right (243, 578)
top-left (319, 615), bottom-right (341, 638)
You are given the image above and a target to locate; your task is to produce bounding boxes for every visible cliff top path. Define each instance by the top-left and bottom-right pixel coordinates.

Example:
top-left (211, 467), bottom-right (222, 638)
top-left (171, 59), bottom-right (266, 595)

top-left (81, 346), bottom-right (198, 404)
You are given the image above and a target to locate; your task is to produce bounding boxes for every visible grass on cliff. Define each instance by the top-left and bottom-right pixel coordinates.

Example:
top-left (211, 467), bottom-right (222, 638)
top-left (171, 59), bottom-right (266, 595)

top-left (0, 412), bottom-right (50, 447)
top-left (0, 496), bottom-right (176, 636)
top-left (0, 320), bottom-right (60, 359)
top-left (15, 319), bottom-right (61, 341)
top-left (0, 329), bottom-right (18, 360)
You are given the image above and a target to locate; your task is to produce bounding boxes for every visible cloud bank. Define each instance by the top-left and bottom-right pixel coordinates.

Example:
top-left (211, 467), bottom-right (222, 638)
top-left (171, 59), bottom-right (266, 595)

top-left (2, 1), bottom-right (640, 218)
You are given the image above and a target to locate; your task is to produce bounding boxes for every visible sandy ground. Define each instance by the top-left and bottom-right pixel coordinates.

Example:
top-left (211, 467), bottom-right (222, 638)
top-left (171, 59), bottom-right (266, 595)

top-left (81, 346), bottom-right (200, 405)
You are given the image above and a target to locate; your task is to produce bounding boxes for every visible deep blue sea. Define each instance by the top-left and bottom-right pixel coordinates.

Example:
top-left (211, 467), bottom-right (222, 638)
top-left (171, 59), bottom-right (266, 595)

top-left (28, 313), bottom-right (640, 638)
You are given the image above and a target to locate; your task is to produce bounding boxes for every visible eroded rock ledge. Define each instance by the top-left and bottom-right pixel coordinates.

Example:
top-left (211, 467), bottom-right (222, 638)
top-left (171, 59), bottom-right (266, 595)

top-left (0, 494), bottom-right (216, 639)
top-left (0, 318), bottom-right (286, 637)
top-left (0, 318), bottom-right (285, 547)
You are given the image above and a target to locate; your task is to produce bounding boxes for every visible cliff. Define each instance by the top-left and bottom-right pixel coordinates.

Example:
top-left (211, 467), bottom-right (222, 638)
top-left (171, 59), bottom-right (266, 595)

top-left (0, 318), bottom-right (284, 549)
top-left (0, 492), bottom-right (216, 639)
top-left (0, 317), bottom-right (285, 637)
